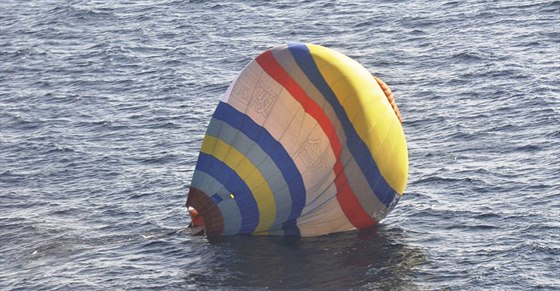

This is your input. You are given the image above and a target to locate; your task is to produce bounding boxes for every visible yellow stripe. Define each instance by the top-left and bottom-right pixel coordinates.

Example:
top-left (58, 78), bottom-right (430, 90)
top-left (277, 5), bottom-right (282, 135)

top-left (307, 44), bottom-right (408, 194)
top-left (200, 135), bottom-right (276, 233)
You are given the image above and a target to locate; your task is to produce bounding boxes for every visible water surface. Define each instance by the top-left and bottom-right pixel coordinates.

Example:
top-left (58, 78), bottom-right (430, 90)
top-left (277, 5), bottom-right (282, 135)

top-left (1, 0), bottom-right (559, 289)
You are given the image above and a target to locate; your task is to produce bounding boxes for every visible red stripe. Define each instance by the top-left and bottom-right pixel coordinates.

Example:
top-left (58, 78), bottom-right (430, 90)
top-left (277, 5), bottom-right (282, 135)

top-left (256, 50), bottom-right (375, 229)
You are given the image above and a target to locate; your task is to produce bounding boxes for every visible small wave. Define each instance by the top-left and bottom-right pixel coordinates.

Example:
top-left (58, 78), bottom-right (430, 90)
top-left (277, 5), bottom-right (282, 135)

top-left (513, 144), bottom-right (541, 152)
top-left (451, 50), bottom-right (487, 62)
top-left (474, 213), bottom-right (502, 219)
top-left (44, 144), bottom-right (76, 155)
top-left (412, 175), bottom-right (477, 185)
top-left (444, 224), bottom-right (499, 231)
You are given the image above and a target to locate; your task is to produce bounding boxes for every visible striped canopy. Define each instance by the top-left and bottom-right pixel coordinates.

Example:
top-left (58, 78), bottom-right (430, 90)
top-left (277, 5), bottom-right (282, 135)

top-left (187, 43), bottom-right (408, 237)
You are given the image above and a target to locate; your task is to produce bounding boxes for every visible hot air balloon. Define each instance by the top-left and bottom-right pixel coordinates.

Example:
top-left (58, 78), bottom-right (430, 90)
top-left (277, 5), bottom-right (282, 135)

top-left (186, 43), bottom-right (407, 237)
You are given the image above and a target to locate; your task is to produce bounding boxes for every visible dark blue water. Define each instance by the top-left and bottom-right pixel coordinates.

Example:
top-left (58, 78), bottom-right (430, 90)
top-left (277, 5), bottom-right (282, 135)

top-left (1, 0), bottom-right (559, 289)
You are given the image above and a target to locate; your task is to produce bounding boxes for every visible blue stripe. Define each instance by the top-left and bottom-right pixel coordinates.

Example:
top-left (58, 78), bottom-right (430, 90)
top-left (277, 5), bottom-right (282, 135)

top-left (196, 153), bottom-right (259, 234)
top-left (213, 102), bottom-right (304, 236)
top-left (288, 43), bottom-right (397, 206)
top-left (205, 119), bottom-right (292, 235)
top-left (282, 220), bottom-right (301, 236)
top-left (211, 194), bottom-right (223, 204)
top-left (191, 171), bottom-right (242, 235)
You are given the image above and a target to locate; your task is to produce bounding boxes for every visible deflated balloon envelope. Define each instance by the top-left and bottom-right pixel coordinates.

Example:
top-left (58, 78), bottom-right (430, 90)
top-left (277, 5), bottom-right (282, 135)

top-left (186, 43), bottom-right (408, 237)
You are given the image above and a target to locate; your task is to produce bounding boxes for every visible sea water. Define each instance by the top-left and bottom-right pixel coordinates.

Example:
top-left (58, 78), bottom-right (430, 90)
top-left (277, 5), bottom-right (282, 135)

top-left (1, 0), bottom-right (559, 289)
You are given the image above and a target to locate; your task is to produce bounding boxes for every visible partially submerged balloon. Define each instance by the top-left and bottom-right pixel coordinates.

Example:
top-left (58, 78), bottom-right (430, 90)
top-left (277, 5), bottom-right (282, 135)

top-left (186, 43), bottom-right (408, 237)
